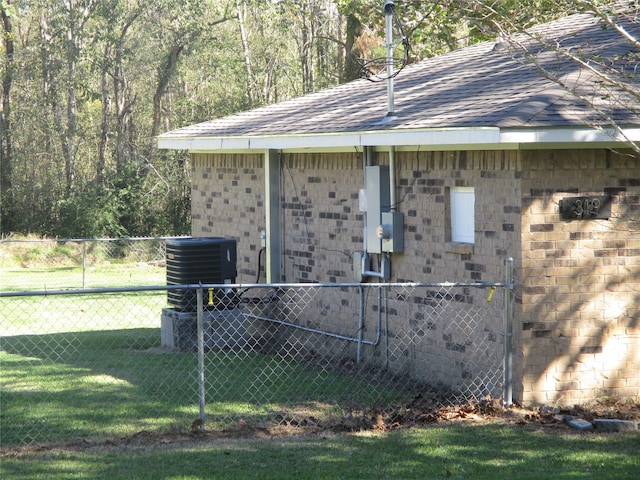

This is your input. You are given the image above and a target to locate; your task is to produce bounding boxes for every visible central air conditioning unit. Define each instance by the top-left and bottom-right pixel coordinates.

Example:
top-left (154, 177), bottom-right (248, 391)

top-left (162, 236), bottom-right (246, 352)
top-left (165, 237), bottom-right (237, 311)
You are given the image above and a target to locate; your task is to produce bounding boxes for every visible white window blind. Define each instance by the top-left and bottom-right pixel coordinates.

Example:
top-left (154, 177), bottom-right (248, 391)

top-left (451, 187), bottom-right (475, 244)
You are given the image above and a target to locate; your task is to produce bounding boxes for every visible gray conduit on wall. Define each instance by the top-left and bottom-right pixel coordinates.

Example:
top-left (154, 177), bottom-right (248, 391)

top-left (243, 284), bottom-right (385, 362)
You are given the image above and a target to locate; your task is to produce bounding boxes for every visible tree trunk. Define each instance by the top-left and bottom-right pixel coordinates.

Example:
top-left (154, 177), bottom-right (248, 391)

top-left (114, 11), bottom-right (140, 176)
top-left (342, 13), bottom-right (362, 82)
top-left (300, 13), bottom-right (312, 94)
top-left (97, 46), bottom-right (111, 187)
top-left (149, 42), bottom-right (185, 165)
top-left (64, 29), bottom-right (78, 196)
top-left (1, 3), bottom-right (14, 192)
top-left (236, 0), bottom-right (255, 105)
top-left (115, 45), bottom-right (133, 175)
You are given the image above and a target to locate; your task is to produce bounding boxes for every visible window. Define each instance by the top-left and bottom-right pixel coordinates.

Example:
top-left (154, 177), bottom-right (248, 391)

top-left (450, 187), bottom-right (475, 244)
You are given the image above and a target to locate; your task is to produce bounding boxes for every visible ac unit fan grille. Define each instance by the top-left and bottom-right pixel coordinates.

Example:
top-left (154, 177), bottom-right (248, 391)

top-left (165, 237), bottom-right (237, 311)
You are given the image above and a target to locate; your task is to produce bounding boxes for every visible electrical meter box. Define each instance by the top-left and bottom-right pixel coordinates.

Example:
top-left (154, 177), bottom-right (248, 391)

top-left (380, 211), bottom-right (404, 253)
top-left (365, 166), bottom-right (390, 254)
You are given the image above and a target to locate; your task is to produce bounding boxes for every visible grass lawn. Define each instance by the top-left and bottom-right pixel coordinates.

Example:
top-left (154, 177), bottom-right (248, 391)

top-left (2, 250), bottom-right (639, 479)
top-left (0, 262), bottom-right (165, 291)
top-left (2, 423), bottom-right (639, 479)
top-left (0, 237), bottom-right (166, 291)
top-left (1, 325), bottom-right (392, 446)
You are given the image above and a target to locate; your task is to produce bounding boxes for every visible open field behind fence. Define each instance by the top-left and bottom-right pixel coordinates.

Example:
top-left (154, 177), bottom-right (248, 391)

top-left (0, 237), bottom-right (167, 291)
top-left (1, 239), bottom-right (512, 448)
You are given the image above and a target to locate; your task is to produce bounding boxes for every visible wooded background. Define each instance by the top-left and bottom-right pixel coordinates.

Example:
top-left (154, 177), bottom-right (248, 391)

top-left (0, 1), bottom-right (632, 237)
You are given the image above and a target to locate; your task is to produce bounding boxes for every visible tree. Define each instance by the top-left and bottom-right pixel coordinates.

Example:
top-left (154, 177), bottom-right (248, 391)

top-left (458, 0), bottom-right (640, 155)
top-left (1, 0), bottom-right (15, 194)
top-left (92, 0), bottom-right (144, 184)
top-left (145, 1), bottom-right (232, 162)
top-left (41, 1), bottom-right (95, 196)
top-left (7, 0), bottom-right (632, 238)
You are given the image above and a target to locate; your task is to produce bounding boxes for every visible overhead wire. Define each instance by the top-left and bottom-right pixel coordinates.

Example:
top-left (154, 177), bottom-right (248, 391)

top-left (358, 4), bottom-right (411, 82)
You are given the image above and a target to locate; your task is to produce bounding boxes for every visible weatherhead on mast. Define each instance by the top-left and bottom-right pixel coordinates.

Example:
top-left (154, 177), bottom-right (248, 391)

top-left (384, 0), bottom-right (395, 14)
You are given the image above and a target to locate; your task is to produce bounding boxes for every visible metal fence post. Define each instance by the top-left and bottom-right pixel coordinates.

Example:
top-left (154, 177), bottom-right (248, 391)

top-left (503, 257), bottom-right (514, 407)
top-left (357, 285), bottom-right (364, 363)
top-left (197, 287), bottom-right (206, 428)
top-left (82, 240), bottom-right (87, 289)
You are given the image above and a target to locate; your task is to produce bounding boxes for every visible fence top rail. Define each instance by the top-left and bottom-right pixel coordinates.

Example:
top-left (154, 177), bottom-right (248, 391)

top-left (0, 281), bottom-right (510, 298)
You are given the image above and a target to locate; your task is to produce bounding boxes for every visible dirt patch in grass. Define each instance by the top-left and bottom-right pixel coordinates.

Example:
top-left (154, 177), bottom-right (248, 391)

top-left (3, 397), bottom-right (638, 458)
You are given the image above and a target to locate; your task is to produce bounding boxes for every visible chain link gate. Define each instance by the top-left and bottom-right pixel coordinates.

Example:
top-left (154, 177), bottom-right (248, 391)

top-left (1, 265), bottom-right (513, 447)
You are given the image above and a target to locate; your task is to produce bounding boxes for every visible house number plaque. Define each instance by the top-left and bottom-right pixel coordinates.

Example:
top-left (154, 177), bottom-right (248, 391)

top-left (560, 195), bottom-right (611, 220)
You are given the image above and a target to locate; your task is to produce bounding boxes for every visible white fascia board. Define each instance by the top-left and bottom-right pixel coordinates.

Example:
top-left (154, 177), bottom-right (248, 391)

top-left (157, 127), bottom-right (502, 152)
top-left (361, 128), bottom-right (501, 147)
top-left (158, 126), bottom-right (640, 152)
top-left (156, 137), bottom-right (213, 150)
top-left (500, 127), bottom-right (640, 145)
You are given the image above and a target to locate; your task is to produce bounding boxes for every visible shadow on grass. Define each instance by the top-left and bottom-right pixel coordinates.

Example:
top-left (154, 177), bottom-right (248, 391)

top-left (1, 329), bottom-right (400, 447)
top-left (1, 329), bottom-right (195, 445)
top-left (2, 423), bottom-right (639, 480)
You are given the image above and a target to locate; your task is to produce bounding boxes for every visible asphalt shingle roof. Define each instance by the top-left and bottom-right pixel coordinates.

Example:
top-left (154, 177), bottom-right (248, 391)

top-left (160, 10), bottom-right (640, 141)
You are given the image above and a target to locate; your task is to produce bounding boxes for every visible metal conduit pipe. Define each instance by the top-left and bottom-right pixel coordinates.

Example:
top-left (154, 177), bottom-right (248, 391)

top-left (389, 145), bottom-right (397, 212)
top-left (384, 285), bottom-right (390, 369)
top-left (244, 284), bottom-right (385, 359)
top-left (245, 310), bottom-right (383, 349)
top-left (384, 0), bottom-right (396, 118)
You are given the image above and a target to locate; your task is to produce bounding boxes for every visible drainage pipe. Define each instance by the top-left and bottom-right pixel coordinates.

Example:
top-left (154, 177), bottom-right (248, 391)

top-left (503, 257), bottom-right (514, 407)
top-left (389, 146), bottom-right (397, 211)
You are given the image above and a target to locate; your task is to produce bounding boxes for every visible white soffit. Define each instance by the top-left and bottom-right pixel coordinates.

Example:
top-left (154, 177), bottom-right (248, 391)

top-left (157, 126), bottom-right (640, 153)
top-left (500, 127), bottom-right (640, 146)
top-left (157, 127), bottom-right (502, 152)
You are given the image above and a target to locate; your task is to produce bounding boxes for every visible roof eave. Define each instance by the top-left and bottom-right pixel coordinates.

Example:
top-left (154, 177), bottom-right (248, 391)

top-left (500, 126), bottom-right (640, 148)
top-left (157, 126), bottom-right (640, 153)
top-left (157, 127), bottom-right (501, 153)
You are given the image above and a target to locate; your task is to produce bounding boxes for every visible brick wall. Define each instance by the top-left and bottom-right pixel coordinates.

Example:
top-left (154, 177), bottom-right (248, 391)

top-left (192, 150), bottom-right (521, 285)
top-left (519, 148), bottom-right (640, 405)
top-left (191, 148), bottom-right (639, 406)
top-left (191, 153), bottom-right (265, 282)
top-left (388, 150), bottom-right (521, 285)
top-left (280, 150), bottom-right (521, 285)
top-left (192, 149), bottom-right (519, 397)
top-left (280, 153), bottom-right (362, 282)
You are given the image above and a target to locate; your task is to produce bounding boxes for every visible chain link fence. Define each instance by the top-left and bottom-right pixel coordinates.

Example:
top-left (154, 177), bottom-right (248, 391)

top-left (1, 276), bottom-right (513, 447)
top-left (0, 237), bottom-right (168, 291)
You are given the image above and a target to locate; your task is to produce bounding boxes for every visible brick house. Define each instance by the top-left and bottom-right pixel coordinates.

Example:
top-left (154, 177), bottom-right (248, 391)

top-left (159, 11), bottom-right (640, 406)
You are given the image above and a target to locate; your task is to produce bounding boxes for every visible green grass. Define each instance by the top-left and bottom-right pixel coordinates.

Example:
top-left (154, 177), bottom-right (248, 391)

top-left (1, 323), bottom-right (396, 446)
top-left (1, 328), bottom-right (193, 444)
top-left (1, 263), bottom-right (165, 291)
top-left (1, 293), bottom-right (165, 333)
top-left (2, 425), bottom-right (639, 479)
top-left (3, 252), bottom-right (638, 479)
